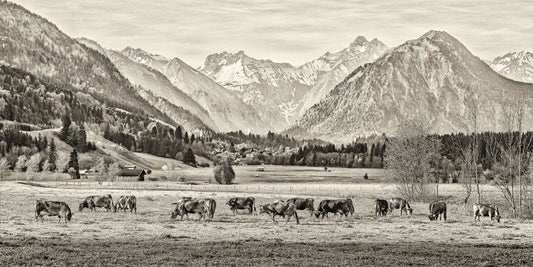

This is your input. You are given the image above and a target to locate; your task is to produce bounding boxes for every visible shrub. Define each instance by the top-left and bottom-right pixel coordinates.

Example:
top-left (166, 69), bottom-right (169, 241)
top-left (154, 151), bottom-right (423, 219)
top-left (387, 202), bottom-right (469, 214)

top-left (198, 162), bottom-right (210, 168)
top-left (213, 159), bottom-right (235, 184)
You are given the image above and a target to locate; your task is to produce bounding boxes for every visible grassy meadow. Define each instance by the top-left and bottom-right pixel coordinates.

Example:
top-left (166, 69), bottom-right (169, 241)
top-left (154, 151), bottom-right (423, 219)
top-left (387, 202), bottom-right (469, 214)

top-left (1, 166), bottom-right (533, 266)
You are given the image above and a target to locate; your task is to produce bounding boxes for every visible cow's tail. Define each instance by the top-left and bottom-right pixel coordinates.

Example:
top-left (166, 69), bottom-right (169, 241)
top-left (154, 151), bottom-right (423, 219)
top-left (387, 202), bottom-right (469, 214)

top-left (252, 197), bottom-right (257, 214)
top-left (211, 199), bottom-right (216, 219)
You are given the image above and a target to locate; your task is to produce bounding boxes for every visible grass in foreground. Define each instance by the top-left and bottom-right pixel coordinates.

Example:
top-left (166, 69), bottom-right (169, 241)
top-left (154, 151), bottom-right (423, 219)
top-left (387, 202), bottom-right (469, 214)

top-left (1, 237), bottom-right (531, 266)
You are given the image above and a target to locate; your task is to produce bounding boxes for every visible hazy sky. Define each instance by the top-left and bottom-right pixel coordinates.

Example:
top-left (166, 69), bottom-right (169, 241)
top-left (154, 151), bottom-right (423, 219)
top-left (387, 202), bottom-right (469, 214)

top-left (11, 0), bottom-right (533, 67)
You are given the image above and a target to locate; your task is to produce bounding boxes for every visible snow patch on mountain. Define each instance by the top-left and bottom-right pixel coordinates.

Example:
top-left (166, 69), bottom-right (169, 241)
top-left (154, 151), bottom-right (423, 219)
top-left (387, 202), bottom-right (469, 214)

top-left (488, 51), bottom-right (533, 83)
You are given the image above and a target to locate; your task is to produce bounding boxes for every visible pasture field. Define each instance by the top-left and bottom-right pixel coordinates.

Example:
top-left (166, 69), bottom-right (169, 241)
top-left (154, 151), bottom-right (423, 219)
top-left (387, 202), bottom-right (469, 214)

top-left (1, 173), bottom-right (533, 266)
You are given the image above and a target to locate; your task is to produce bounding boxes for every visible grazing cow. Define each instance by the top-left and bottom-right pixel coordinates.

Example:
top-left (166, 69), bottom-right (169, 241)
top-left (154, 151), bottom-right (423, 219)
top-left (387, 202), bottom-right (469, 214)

top-left (114, 195), bottom-right (137, 214)
top-left (314, 199), bottom-right (354, 219)
top-left (79, 194), bottom-right (113, 212)
top-left (259, 200), bottom-right (299, 224)
top-left (287, 198), bottom-right (314, 215)
top-left (428, 201), bottom-right (447, 221)
top-left (375, 199), bottom-right (389, 216)
top-left (227, 197), bottom-right (256, 215)
top-left (35, 200), bottom-right (72, 223)
top-left (474, 203), bottom-right (500, 223)
top-left (171, 198), bottom-right (209, 221)
top-left (389, 198), bottom-right (413, 216)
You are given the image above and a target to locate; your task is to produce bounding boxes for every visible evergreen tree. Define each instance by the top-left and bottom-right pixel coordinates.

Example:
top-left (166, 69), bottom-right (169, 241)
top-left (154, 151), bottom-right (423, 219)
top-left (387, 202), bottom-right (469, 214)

top-left (184, 132), bottom-right (189, 144)
top-left (68, 149), bottom-right (80, 179)
top-left (60, 113), bottom-right (71, 141)
top-left (175, 126), bottom-right (182, 139)
top-left (48, 138), bottom-right (57, 171)
top-left (77, 124), bottom-right (87, 152)
top-left (182, 148), bottom-right (196, 167)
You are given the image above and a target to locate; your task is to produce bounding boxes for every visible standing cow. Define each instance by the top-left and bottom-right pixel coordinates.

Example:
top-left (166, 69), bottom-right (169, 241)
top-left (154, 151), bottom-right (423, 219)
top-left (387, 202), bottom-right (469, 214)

top-left (227, 197), bottom-right (256, 215)
top-left (35, 200), bottom-right (72, 223)
top-left (428, 201), bottom-right (447, 221)
top-left (375, 199), bottom-right (389, 216)
top-left (474, 203), bottom-right (500, 223)
top-left (171, 198), bottom-right (210, 221)
top-left (315, 199), bottom-right (354, 219)
top-left (114, 195), bottom-right (137, 214)
top-left (287, 198), bottom-right (314, 215)
top-left (259, 200), bottom-right (299, 224)
top-left (389, 197), bottom-right (413, 216)
top-left (79, 194), bottom-right (113, 212)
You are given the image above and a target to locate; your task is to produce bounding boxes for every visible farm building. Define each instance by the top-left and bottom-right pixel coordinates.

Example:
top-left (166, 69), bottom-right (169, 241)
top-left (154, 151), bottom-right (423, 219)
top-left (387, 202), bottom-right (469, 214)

top-left (116, 166), bottom-right (149, 181)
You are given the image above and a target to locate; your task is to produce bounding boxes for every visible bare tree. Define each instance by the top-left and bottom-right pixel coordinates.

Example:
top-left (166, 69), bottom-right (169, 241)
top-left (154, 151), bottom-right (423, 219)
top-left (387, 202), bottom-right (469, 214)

top-left (492, 99), bottom-right (532, 218)
top-left (14, 155), bottom-right (27, 172)
top-left (55, 151), bottom-right (69, 173)
top-left (464, 85), bottom-right (482, 204)
top-left (26, 153), bottom-right (41, 181)
top-left (384, 118), bottom-right (441, 201)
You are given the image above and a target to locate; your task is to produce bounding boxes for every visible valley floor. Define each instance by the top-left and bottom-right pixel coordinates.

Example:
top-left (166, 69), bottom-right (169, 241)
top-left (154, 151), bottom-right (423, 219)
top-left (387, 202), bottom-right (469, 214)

top-left (1, 180), bottom-right (532, 266)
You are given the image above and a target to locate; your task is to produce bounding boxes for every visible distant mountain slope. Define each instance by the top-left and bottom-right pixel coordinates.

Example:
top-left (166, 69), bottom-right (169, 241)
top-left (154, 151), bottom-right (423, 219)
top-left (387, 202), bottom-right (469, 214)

top-left (488, 51), bottom-right (533, 83)
top-left (296, 37), bottom-right (389, 118)
top-left (120, 48), bottom-right (268, 133)
top-left (0, 2), bottom-right (174, 125)
top-left (199, 51), bottom-right (311, 130)
top-left (288, 31), bottom-right (533, 143)
top-left (76, 38), bottom-right (214, 133)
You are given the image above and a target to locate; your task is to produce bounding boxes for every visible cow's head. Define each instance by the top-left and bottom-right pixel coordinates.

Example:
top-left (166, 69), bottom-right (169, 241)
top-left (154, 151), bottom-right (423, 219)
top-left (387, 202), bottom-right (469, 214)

top-left (258, 205), bottom-right (268, 214)
top-left (407, 208), bottom-right (413, 215)
top-left (79, 201), bottom-right (87, 211)
top-left (428, 214), bottom-right (437, 221)
top-left (170, 209), bottom-right (179, 220)
top-left (494, 207), bottom-right (501, 223)
top-left (66, 211), bottom-right (73, 222)
top-left (306, 199), bottom-right (315, 211)
top-left (226, 199), bottom-right (235, 207)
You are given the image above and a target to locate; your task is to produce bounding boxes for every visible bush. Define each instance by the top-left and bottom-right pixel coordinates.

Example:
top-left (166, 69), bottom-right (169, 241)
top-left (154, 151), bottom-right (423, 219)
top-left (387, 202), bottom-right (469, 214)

top-left (198, 162), bottom-right (210, 168)
top-left (213, 159), bottom-right (235, 184)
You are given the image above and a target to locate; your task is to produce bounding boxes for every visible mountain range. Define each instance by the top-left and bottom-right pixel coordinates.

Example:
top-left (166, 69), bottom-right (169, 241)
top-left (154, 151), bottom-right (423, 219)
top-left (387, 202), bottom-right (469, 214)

top-left (287, 31), bottom-right (533, 143)
top-left (198, 37), bottom-right (388, 130)
top-left (2, 2), bottom-right (533, 144)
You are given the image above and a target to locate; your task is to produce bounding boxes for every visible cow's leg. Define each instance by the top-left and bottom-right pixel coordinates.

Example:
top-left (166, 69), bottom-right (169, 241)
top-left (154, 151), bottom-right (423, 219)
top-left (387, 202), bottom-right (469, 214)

top-left (443, 211), bottom-right (447, 221)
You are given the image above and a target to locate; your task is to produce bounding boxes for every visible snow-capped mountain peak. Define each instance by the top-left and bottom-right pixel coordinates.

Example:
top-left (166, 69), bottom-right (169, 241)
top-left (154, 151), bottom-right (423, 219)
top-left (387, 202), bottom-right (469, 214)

top-left (489, 50), bottom-right (533, 83)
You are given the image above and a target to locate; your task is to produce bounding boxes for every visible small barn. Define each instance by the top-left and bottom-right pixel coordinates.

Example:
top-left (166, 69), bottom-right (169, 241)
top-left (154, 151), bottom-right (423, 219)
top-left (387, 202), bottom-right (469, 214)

top-left (116, 167), bottom-right (148, 181)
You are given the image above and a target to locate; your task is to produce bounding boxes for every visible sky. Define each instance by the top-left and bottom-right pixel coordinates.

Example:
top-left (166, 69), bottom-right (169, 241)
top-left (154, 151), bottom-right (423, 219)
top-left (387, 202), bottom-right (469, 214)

top-left (11, 0), bottom-right (533, 67)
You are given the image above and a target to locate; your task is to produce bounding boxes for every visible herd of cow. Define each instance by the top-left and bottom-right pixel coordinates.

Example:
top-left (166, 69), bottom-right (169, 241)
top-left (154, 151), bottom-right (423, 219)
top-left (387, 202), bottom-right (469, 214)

top-left (34, 194), bottom-right (502, 225)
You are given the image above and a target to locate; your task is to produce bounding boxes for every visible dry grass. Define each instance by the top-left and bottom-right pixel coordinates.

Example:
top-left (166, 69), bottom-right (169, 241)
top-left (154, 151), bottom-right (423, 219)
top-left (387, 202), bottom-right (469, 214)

top-left (1, 173), bottom-right (533, 266)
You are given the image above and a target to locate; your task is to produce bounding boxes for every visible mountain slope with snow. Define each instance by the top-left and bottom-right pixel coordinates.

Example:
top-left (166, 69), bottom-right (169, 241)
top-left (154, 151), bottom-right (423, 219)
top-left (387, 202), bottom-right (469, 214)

top-left (296, 37), bottom-right (389, 117)
top-left (198, 37), bottom-right (388, 130)
top-left (198, 51), bottom-right (311, 130)
top-left (488, 51), bottom-right (533, 83)
top-left (121, 48), bottom-right (268, 133)
top-left (287, 31), bottom-right (533, 143)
